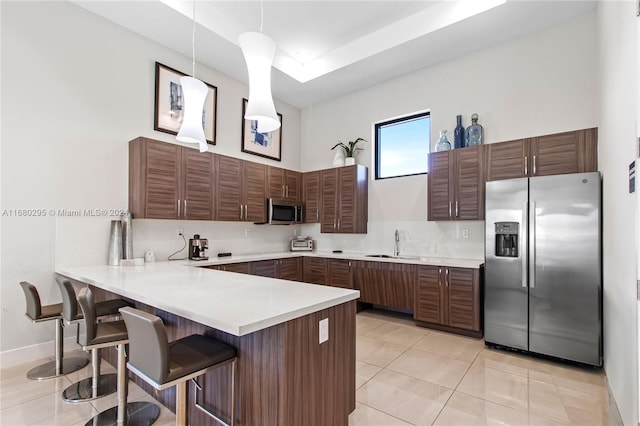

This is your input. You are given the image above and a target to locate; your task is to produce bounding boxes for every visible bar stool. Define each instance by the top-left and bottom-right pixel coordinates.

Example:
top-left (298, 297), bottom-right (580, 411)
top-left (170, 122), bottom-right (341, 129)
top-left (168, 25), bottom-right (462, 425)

top-left (77, 287), bottom-right (160, 426)
top-left (119, 307), bottom-right (237, 426)
top-left (19, 281), bottom-right (89, 380)
top-left (56, 278), bottom-right (132, 402)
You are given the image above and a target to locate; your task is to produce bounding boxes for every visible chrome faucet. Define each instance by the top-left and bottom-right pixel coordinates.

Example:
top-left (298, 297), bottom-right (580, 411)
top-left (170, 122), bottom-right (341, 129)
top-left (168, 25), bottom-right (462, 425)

top-left (394, 229), bottom-right (400, 257)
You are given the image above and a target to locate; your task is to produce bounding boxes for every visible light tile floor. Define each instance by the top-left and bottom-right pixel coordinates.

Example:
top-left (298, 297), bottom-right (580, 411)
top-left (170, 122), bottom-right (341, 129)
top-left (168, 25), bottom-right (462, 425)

top-left (0, 309), bottom-right (620, 425)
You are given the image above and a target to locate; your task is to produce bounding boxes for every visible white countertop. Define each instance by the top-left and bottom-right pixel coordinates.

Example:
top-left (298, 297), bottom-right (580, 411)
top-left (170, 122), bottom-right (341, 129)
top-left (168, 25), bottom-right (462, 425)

top-left (192, 251), bottom-right (484, 269)
top-left (56, 261), bottom-right (359, 337)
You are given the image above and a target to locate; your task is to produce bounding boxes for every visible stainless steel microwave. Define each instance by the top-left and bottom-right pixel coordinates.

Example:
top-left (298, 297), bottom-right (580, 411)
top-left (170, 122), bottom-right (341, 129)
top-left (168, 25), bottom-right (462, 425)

top-left (267, 199), bottom-right (303, 224)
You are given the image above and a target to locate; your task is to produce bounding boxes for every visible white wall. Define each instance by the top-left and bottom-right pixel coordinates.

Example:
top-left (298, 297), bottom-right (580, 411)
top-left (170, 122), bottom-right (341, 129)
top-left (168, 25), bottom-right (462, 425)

top-left (301, 13), bottom-right (598, 258)
top-left (597, 1), bottom-right (639, 425)
top-left (0, 1), bottom-right (301, 358)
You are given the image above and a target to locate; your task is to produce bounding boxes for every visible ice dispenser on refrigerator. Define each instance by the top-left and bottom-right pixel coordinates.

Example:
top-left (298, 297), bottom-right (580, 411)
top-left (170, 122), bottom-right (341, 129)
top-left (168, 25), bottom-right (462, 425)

top-left (494, 222), bottom-right (518, 258)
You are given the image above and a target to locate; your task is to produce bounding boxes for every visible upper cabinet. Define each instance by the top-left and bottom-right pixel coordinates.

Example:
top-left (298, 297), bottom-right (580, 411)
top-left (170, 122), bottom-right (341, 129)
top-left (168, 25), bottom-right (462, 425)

top-left (485, 128), bottom-right (597, 181)
top-left (303, 170), bottom-right (321, 223)
top-left (268, 167), bottom-right (301, 202)
top-left (129, 137), bottom-right (214, 220)
top-left (216, 155), bottom-right (266, 222)
top-left (428, 146), bottom-right (483, 221)
top-left (321, 165), bottom-right (368, 234)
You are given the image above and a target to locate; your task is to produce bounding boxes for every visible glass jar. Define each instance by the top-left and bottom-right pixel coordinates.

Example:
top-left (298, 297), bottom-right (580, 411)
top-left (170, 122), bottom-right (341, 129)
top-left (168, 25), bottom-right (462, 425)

top-left (465, 113), bottom-right (483, 147)
top-left (435, 130), bottom-right (451, 152)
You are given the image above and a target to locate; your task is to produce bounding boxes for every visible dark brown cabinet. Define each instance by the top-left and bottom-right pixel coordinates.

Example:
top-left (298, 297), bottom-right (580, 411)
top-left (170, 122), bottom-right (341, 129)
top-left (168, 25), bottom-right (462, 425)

top-left (321, 165), bottom-right (368, 233)
top-left (303, 257), bottom-right (328, 285)
top-left (278, 257), bottom-right (302, 281)
top-left (328, 259), bottom-right (353, 289)
top-left (129, 137), bottom-right (215, 220)
top-left (428, 146), bottom-right (483, 221)
top-left (303, 170), bottom-right (321, 223)
top-left (485, 128), bottom-right (597, 181)
top-left (268, 167), bottom-right (302, 202)
top-left (352, 261), bottom-right (415, 310)
top-left (216, 155), bottom-right (266, 222)
top-left (414, 265), bottom-right (481, 337)
top-left (205, 262), bottom-right (250, 274)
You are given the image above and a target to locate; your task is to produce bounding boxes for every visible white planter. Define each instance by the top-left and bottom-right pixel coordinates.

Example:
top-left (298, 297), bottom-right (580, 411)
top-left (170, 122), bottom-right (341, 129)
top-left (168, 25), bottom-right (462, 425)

top-left (344, 157), bottom-right (356, 166)
top-left (332, 149), bottom-right (345, 167)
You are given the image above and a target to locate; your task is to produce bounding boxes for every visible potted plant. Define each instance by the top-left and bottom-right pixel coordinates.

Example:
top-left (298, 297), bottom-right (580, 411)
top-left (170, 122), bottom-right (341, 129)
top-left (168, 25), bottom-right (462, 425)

top-left (331, 137), bottom-right (366, 166)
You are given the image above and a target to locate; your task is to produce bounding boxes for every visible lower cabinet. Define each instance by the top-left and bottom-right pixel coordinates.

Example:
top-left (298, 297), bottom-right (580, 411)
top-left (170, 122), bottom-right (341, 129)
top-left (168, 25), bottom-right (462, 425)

top-left (205, 262), bottom-right (250, 274)
top-left (278, 258), bottom-right (302, 281)
top-left (328, 259), bottom-right (353, 289)
top-left (352, 261), bottom-right (415, 311)
top-left (414, 265), bottom-right (482, 337)
top-left (303, 257), bottom-right (328, 285)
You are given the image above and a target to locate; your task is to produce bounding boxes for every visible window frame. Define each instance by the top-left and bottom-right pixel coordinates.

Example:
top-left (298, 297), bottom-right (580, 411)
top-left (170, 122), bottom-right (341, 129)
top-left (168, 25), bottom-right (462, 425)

top-left (374, 111), bottom-right (431, 180)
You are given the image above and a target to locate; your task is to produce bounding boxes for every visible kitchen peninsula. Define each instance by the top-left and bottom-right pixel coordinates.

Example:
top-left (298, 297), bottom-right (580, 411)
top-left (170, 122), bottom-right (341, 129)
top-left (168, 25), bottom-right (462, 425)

top-left (56, 261), bottom-right (359, 426)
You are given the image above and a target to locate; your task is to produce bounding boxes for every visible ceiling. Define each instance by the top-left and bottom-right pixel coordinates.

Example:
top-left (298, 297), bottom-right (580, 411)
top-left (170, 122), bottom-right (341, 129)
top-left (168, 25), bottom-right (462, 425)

top-left (73, 0), bottom-right (597, 109)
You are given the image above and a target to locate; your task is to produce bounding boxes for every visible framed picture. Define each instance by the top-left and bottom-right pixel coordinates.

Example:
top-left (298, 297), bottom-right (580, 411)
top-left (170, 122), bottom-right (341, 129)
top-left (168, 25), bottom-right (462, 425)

top-left (154, 62), bottom-right (217, 145)
top-left (241, 98), bottom-right (282, 161)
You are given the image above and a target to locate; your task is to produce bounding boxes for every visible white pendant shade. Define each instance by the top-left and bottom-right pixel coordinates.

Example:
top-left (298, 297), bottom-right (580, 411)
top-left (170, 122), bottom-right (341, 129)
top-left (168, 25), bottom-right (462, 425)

top-left (176, 76), bottom-right (208, 153)
top-left (239, 32), bottom-right (280, 133)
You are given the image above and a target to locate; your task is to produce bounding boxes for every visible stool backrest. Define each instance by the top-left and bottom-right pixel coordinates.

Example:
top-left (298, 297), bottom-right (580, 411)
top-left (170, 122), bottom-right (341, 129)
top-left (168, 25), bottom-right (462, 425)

top-left (19, 281), bottom-right (41, 320)
top-left (119, 307), bottom-right (169, 384)
top-left (77, 287), bottom-right (97, 345)
top-left (56, 279), bottom-right (78, 322)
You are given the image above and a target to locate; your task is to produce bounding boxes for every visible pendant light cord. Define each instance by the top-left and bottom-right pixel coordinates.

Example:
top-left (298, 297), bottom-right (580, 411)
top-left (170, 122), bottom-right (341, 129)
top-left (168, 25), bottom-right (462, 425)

top-left (259, 0), bottom-right (264, 32)
top-left (191, 0), bottom-right (196, 78)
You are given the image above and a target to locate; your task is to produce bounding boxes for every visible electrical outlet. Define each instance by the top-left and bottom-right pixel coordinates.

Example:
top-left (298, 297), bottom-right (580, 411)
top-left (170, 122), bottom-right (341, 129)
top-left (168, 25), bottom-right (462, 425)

top-left (462, 229), bottom-right (469, 239)
top-left (244, 229), bottom-right (251, 237)
top-left (319, 318), bottom-right (329, 344)
top-left (176, 228), bottom-right (183, 238)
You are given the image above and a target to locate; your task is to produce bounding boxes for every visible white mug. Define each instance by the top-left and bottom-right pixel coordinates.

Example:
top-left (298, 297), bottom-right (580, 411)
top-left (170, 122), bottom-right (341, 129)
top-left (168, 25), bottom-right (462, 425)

top-left (144, 250), bottom-right (155, 262)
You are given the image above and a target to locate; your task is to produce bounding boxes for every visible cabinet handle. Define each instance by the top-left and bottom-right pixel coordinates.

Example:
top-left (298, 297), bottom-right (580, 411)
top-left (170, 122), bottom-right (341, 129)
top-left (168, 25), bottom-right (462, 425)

top-left (245, 205), bottom-right (248, 219)
top-left (240, 204), bottom-right (244, 220)
top-left (282, 185), bottom-right (285, 198)
top-left (445, 268), bottom-right (449, 287)
top-left (184, 200), bottom-right (187, 217)
top-left (177, 200), bottom-right (181, 217)
top-left (438, 267), bottom-right (442, 286)
top-left (286, 186), bottom-right (289, 198)
top-left (448, 202), bottom-right (452, 219)
top-left (316, 210), bottom-right (319, 222)
top-left (455, 201), bottom-right (459, 218)
top-left (333, 218), bottom-right (336, 230)
top-left (533, 155), bottom-right (537, 175)
top-left (337, 218), bottom-right (341, 231)
top-left (524, 156), bottom-right (528, 175)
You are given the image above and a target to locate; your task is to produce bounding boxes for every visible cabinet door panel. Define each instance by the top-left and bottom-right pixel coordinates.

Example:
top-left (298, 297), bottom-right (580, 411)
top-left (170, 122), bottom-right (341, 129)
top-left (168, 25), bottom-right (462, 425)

top-left (285, 171), bottom-right (302, 202)
top-left (216, 156), bottom-right (242, 221)
top-left (455, 146), bottom-right (483, 220)
top-left (353, 262), bottom-right (414, 310)
top-left (182, 149), bottom-right (214, 220)
top-left (223, 262), bottom-right (250, 274)
top-left (144, 141), bottom-right (182, 219)
top-left (268, 167), bottom-right (286, 199)
top-left (427, 151), bottom-right (452, 221)
top-left (446, 268), bottom-right (478, 331)
top-left (243, 161), bottom-right (267, 222)
top-left (531, 132), bottom-right (581, 176)
top-left (321, 169), bottom-right (338, 233)
top-left (303, 171), bottom-right (321, 223)
top-left (415, 266), bottom-right (444, 324)
top-left (250, 260), bottom-right (278, 278)
top-left (328, 259), bottom-right (351, 289)
top-left (303, 257), bottom-right (328, 285)
top-left (279, 258), bottom-right (301, 281)
top-left (485, 139), bottom-right (527, 181)
top-left (338, 167), bottom-right (356, 233)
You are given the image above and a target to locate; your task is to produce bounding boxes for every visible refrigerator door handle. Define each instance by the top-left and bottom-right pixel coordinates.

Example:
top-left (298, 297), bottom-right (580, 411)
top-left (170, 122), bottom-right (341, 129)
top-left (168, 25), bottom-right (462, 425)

top-left (530, 201), bottom-right (536, 288)
top-left (521, 201), bottom-right (528, 288)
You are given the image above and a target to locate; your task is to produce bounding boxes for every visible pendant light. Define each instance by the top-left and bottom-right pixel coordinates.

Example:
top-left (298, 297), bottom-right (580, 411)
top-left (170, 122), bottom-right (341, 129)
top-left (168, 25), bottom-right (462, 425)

top-left (239, 0), bottom-right (280, 133)
top-left (176, 0), bottom-right (208, 153)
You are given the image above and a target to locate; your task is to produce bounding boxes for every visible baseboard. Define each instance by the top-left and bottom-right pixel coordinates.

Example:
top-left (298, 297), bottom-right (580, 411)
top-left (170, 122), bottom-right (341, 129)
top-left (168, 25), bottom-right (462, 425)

top-left (606, 376), bottom-right (625, 426)
top-left (0, 335), bottom-right (86, 369)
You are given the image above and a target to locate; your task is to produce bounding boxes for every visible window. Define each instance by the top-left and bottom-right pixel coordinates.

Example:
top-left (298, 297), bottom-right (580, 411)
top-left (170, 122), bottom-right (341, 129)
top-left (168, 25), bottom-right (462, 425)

top-left (374, 112), bottom-right (430, 179)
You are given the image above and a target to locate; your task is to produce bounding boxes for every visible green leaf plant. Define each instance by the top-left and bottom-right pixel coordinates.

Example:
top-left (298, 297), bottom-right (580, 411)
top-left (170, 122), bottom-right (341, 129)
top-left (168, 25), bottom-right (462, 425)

top-left (330, 137), bottom-right (367, 157)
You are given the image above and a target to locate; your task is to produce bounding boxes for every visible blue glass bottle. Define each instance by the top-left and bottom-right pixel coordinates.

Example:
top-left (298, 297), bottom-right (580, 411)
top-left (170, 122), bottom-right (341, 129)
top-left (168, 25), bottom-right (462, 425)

top-left (435, 130), bottom-right (451, 152)
top-left (465, 113), bottom-right (483, 147)
top-left (453, 115), bottom-right (464, 149)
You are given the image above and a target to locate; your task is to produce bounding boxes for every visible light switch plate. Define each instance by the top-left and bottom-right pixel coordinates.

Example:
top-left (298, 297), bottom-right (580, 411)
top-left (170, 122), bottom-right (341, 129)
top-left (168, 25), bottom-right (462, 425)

top-left (319, 318), bottom-right (329, 344)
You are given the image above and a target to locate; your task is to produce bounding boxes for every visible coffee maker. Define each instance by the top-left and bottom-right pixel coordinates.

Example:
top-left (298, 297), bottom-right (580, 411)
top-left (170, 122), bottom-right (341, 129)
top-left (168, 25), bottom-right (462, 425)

top-left (188, 234), bottom-right (209, 261)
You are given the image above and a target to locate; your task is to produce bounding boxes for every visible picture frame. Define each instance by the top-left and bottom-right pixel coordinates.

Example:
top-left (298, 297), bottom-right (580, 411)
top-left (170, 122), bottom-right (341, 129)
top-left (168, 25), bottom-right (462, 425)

top-left (154, 62), bottom-right (217, 145)
top-left (241, 98), bottom-right (283, 161)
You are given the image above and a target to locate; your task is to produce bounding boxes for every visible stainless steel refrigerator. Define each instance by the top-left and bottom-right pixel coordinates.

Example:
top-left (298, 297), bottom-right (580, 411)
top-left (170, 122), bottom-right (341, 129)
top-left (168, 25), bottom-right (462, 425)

top-left (484, 172), bottom-right (602, 366)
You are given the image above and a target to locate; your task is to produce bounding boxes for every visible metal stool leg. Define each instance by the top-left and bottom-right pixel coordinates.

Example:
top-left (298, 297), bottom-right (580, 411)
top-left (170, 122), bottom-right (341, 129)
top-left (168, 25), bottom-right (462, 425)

top-left (26, 318), bottom-right (89, 380)
top-left (62, 347), bottom-right (118, 402)
top-left (84, 344), bottom-right (160, 426)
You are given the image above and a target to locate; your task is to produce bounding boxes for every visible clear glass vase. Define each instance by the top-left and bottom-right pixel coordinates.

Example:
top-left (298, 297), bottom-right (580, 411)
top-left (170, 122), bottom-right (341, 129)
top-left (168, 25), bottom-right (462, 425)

top-left (435, 130), bottom-right (451, 152)
top-left (465, 113), bottom-right (483, 147)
